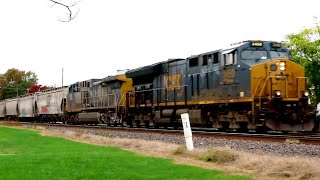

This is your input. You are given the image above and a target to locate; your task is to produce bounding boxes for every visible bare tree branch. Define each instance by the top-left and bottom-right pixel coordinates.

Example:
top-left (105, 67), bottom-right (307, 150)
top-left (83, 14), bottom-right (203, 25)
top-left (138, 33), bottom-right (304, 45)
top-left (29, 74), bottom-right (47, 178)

top-left (49, 0), bottom-right (80, 22)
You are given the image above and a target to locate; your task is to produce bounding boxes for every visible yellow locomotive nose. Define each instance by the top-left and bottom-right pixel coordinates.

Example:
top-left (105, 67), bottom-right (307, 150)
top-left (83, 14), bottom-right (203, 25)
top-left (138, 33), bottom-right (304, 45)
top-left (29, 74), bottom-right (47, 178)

top-left (251, 58), bottom-right (306, 99)
top-left (266, 58), bottom-right (306, 99)
top-left (250, 57), bottom-right (315, 131)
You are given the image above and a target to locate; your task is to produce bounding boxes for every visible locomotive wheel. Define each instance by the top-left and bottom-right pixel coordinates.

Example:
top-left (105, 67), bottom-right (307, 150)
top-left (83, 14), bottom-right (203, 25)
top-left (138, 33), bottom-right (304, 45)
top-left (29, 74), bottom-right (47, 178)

top-left (135, 120), bottom-right (141, 128)
top-left (98, 118), bottom-right (103, 125)
top-left (154, 123), bottom-right (159, 129)
top-left (144, 121), bottom-right (149, 128)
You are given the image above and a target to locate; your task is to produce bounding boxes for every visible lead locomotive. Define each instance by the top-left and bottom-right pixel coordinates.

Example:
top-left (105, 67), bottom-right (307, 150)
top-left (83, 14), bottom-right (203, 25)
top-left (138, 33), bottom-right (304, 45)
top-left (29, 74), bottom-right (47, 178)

top-left (124, 40), bottom-right (317, 131)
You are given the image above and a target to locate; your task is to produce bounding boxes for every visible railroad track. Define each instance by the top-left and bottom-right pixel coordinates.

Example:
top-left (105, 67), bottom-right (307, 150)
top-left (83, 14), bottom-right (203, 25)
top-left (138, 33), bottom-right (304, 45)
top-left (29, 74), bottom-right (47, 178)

top-left (3, 121), bottom-right (320, 146)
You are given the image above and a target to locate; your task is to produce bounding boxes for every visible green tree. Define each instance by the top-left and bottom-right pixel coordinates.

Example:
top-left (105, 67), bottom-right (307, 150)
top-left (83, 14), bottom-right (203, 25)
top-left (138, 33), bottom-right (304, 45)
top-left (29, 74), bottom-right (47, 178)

top-left (0, 69), bottom-right (38, 99)
top-left (285, 17), bottom-right (320, 104)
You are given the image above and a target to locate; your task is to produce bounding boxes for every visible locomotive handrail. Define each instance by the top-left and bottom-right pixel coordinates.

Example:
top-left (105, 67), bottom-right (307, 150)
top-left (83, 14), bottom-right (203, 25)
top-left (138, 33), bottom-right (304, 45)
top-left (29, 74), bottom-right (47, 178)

top-left (81, 94), bottom-right (116, 108)
top-left (258, 77), bottom-right (270, 111)
top-left (126, 85), bottom-right (189, 106)
top-left (252, 77), bottom-right (265, 116)
top-left (258, 75), bottom-right (288, 111)
top-left (295, 77), bottom-right (308, 99)
top-left (252, 77), bottom-right (265, 97)
top-left (128, 85), bottom-right (188, 93)
top-left (117, 93), bottom-right (126, 107)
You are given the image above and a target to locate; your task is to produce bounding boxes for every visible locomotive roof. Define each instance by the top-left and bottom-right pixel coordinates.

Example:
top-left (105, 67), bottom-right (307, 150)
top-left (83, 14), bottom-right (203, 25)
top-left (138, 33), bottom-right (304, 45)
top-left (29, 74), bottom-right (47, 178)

top-left (125, 61), bottom-right (164, 78)
top-left (189, 40), bottom-right (282, 58)
top-left (100, 75), bottom-right (125, 84)
top-left (222, 41), bottom-right (247, 51)
top-left (186, 41), bottom-right (249, 59)
top-left (127, 40), bottom-right (282, 78)
top-left (126, 58), bottom-right (184, 78)
top-left (70, 78), bottom-right (101, 85)
top-left (167, 58), bottom-right (185, 63)
top-left (223, 40), bottom-right (281, 50)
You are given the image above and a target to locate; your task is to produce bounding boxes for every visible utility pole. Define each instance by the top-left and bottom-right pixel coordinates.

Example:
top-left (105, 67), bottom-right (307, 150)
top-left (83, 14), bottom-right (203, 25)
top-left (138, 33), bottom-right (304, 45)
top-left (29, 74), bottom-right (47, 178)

top-left (9, 79), bottom-right (18, 97)
top-left (62, 67), bottom-right (64, 87)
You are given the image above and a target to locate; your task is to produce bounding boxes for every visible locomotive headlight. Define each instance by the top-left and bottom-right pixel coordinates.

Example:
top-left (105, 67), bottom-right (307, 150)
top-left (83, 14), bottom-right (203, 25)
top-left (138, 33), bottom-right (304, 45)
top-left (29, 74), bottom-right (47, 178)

top-left (303, 90), bottom-right (309, 97)
top-left (279, 62), bottom-right (285, 71)
top-left (274, 90), bottom-right (281, 97)
top-left (270, 64), bottom-right (277, 71)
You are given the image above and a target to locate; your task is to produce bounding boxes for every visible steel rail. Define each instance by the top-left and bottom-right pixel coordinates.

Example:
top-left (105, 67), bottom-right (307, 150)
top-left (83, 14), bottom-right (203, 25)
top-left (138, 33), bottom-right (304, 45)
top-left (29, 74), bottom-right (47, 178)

top-left (3, 121), bottom-right (320, 146)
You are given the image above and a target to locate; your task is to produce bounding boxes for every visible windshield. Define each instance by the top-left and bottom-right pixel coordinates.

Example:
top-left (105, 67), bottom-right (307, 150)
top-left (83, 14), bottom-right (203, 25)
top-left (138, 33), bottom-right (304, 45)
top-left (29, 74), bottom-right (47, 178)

top-left (241, 50), bottom-right (267, 60)
top-left (270, 51), bottom-right (289, 59)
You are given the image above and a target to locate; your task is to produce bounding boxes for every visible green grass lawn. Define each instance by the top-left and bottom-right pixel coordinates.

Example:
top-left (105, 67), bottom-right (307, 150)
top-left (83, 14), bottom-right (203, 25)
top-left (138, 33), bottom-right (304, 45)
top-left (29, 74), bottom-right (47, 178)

top-left (0, 127), bottom-right (250, 180)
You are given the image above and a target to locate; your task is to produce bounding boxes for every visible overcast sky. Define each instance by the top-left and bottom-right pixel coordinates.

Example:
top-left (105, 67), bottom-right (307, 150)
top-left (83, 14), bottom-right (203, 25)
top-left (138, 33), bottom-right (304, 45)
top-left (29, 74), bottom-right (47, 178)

top-left (0, 0), bottom-right (319, 86)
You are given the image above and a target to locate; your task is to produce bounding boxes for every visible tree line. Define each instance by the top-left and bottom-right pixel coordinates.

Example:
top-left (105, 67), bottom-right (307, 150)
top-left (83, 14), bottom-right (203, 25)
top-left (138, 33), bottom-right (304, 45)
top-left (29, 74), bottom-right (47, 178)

top-left (0, 69), bottom-right (50, 100)
top-left (0, 69), bottom-right (37, 99)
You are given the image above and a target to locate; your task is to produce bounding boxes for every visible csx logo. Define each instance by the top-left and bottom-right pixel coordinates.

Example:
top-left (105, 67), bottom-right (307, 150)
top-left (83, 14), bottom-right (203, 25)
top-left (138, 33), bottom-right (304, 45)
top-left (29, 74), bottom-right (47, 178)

top-left (222, 69), bottom-right (236, 84)
top-left (166, 74), bottom-right (181, 91)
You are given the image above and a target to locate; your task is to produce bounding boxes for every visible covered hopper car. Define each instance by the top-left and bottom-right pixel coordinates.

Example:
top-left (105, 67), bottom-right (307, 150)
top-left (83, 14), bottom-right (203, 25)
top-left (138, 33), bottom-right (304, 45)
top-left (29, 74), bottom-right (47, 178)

top-left (0, 87), bottom-right (68, 122)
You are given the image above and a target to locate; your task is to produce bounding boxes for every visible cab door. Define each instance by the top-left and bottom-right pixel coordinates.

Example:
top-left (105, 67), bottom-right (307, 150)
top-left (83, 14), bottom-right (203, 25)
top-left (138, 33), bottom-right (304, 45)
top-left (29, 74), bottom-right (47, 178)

top-left (166, 59), bottom-right (186, 104)
top-left (220, 49), bottom-right (238, 99)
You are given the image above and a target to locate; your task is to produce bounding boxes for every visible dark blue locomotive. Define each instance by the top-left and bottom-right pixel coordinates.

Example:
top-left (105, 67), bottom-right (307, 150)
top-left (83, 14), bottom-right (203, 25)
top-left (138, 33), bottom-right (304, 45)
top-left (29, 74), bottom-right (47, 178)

top-left (125, 40), bottom-right (317, 132)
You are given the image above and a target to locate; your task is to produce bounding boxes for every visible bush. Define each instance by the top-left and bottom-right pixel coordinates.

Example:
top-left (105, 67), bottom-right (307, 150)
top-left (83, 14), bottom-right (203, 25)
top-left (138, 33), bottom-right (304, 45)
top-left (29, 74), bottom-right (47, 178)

top-left (200, 148), bottom-right (239, 164)
top-left (172, 145), bottom-right (187, 155)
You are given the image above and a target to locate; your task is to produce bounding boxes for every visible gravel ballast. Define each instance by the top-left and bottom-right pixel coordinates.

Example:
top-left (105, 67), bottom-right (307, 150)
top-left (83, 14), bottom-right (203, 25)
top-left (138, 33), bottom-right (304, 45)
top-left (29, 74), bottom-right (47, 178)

top-left (19, 124), bottom-right (320, 158)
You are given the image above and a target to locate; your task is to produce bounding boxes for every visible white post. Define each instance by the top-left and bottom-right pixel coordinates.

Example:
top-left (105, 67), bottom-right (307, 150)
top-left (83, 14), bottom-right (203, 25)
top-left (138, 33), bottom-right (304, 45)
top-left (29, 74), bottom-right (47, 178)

top-left (181, 113), bottom-right (194, 151)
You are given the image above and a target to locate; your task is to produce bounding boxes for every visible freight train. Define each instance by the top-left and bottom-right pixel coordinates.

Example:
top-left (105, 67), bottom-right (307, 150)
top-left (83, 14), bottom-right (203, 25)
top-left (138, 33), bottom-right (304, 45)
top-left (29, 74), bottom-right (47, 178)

top-left (0, 40), bottom-right (318, 132)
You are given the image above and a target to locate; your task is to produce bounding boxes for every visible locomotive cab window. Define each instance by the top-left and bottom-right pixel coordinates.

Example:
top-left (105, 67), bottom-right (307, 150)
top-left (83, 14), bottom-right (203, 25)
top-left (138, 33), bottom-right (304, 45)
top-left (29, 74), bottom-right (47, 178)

top-left (270, 51), bottom-right (289, 59)
top-left (208, 54), bottom-right (212, 62)
top-left (241, 50), bottom-right (267, 60)
top-left (202, 55), bottom-right (208, 66)
top-left (189, 57), bottom-right (199, 67)
top-left (110, 82), bottom-right (121, 89)
top-left (221, 50), bottom-right (237, 66)
top-left (213, 52), bottom-right (219, 64)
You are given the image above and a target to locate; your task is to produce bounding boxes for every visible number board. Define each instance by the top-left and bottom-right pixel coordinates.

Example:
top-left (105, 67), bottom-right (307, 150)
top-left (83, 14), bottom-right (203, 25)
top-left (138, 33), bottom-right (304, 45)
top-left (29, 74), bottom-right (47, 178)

top-left (271, 42), bottom-right (281, 48)
top-left (250, 42), bottom-right (263, 47)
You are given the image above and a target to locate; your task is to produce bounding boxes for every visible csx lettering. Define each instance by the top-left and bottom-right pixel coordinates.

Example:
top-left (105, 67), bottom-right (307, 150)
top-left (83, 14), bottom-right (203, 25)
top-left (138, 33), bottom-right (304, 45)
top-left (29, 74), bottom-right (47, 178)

top-left (166, 74), bottom-right (181, 91)
top-left (223, 69), bottom-right (236, 84)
